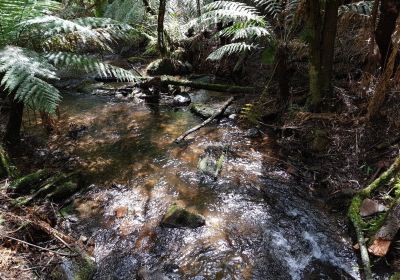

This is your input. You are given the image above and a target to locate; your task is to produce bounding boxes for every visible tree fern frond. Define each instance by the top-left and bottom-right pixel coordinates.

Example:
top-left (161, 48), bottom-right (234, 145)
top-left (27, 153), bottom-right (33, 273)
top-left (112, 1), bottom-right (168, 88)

top-left (339, 0), bottom-right (373, 16)
top-left (207, 42), bottom-right (256, 60)
top-left (0, 0), bottom-right (61, 46)
top-left (0, 46), bottom-right (61, 112)
top-left (19, 15), bottom-right (114, 50)
top-left (44, 52), bottom-right (138, 82)
top-left (189, 1), bottom-right (265, 29)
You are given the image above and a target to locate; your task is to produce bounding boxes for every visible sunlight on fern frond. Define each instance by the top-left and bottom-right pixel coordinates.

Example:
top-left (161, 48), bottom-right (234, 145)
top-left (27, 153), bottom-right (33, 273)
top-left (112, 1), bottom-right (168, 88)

top-left (0, 46), bottom-right (61, 113)
top-left (339, 0), bottom-right (373, 16)
top-left (207, 42), bottom-right (256, 60)
top-left (44, 52), bottom-right (138, 82)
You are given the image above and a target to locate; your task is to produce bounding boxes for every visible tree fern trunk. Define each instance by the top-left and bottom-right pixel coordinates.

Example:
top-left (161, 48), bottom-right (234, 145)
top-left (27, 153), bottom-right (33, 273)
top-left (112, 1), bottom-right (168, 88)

top-left (276, 44), bottom-right (290, 101)
top-left (4, 96), bottom-right (24, 146)
top-left (196, 0), bottom-right (201, 17)
top-left (375, 0), bottom-right (400, 69)
top-left (307, 0), bottom-right (322, 110)
top-left (320, 0), bottom-right (339, 97)
top-left (157, 0), bottom-right (168, 58)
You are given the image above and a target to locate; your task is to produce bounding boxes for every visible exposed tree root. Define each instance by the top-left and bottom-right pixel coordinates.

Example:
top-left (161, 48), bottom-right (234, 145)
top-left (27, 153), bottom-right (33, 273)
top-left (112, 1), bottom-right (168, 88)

top-left (174, 97), bottom-right (234, 143)
top-left (348, 156), bottom-right (400, 280)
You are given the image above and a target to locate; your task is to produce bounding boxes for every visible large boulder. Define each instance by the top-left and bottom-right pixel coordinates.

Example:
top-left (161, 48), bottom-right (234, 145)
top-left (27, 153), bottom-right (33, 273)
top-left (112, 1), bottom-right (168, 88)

top-left (190, 103), bottom-right (236, 119)
top-left (161, 204), bottom-right (205, 229)
top-left (146, 58), bottom-right (192, 76)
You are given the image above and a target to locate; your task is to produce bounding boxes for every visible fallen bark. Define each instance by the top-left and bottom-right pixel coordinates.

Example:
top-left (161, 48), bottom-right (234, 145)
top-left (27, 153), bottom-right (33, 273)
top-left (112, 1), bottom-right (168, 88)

top-left (174, 97), bottom-right (234, 143)
top-left (368, 194), bottom-right (400, 257)
top-left (348, 156), bottom-right (400, 280)
top-left (141, 76), bottom-right (255, 94)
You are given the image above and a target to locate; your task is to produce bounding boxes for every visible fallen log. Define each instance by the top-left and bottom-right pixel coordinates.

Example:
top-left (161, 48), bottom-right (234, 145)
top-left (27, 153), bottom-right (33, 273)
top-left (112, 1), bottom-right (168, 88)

top-left (9, 169), bottom-right (51, 195)
top-left (174, 97), bottom-right (234, 143)
top-left (141, 76), bottom-right (255, 94)
top-left (348, 156), bottom-right (400, 280)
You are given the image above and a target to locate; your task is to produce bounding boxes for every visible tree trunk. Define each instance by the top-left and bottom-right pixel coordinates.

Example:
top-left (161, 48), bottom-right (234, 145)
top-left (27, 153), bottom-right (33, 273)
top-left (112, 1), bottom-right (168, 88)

top-left (320, 0), bottom-right (339, 96)
top-left (4, 96), bottom-right (24, 146)
top-left (307, 0), bottom-right (322, 110)
top-left (157, 0), bottom-right (168, 58)
top-left (142, 0), bottom-right (156, 15)
top-left (196, 0), bottom-right (201, 17)
top-left (275, 44), bottom-right (290, 101)
top-left (375, 0), bottom-right (400, 69)
top-left (307, 0), bottom-right (339, 111)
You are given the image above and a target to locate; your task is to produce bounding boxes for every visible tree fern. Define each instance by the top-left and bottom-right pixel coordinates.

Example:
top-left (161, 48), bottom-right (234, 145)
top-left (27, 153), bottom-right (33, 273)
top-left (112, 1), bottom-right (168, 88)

top-left (339, 0), bottom-right (373, 16)
top-left (44, 52), bottom-right (137, 81)
top-left (0, 46), bottom-right (61, 113)
top-left (207, 42), bottom-right (256, 60)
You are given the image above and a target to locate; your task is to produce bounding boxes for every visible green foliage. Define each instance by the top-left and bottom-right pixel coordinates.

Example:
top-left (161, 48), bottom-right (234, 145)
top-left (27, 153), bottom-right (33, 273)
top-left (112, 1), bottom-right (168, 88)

top-left (208, 42), bottom-right (255, 61)
top-left (261, 43), bottom-right (277, 65)
top-left (339, 0), bottom-right (373, 16)
top-left (0, 46), bottom-right (61, 112)
top-left (0, 0), bottom-right (139, 115)
top-left (0, 0), bottom-right (61, 46)
top-left (240, 103), bottom-right (262, 125)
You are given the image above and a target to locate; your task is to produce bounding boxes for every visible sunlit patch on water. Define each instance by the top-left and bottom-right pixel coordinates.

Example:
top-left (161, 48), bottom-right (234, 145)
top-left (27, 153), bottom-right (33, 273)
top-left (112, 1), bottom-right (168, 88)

top-left (34, 91), bottom-right (360, 279)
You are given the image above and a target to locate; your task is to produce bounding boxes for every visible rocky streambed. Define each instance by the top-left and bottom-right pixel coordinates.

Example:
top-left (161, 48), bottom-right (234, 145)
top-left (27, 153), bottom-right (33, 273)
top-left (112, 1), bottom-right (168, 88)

top-left (30, 88), bottom-right (360, 279)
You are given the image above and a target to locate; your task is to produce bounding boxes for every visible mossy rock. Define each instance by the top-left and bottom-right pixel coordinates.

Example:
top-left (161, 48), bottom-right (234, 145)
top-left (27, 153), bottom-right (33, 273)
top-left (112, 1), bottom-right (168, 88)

top-left (198, 146), bottom-right (226, 178)
top-left (9, 169), bottom-right (51, 195)
top-left (146, 58), bottom-right (192, 76)
top-left (127, 56), bottom-right (147, 64)
top-left (161, 204), bottom-right (205, 229)
top-left (46, 180), bottom-right (80, 202)
top-left (190, 103), bottom-right (216, 119)
top-left (51, 254), bottom-right (96, 280)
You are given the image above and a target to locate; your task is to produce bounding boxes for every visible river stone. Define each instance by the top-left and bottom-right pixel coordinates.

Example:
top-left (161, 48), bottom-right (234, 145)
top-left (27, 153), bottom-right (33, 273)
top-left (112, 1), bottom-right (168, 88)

top-left (146, 58), bottom-right (192, 76)
top-left (190, 103), bottom-right (216, 118)
top-left (245, 128), bottom-right (261, 139)
top-left (198, 146), bottom-right (226, 178)
top-left (51, 254), bottom-right (96, 280)
top-left (161, 204), bottom-right (205, 228)
top-left (173, 93), bottom-right (191, 106)
top-left (360, 198), bottom-right (388, 217)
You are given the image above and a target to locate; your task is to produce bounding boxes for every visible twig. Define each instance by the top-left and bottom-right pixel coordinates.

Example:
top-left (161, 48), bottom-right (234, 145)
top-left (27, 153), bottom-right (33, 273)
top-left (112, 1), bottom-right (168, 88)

top-left (174, 97), bottom-right (234, 143)
top-left (1, 235), bottom-right (78, 257)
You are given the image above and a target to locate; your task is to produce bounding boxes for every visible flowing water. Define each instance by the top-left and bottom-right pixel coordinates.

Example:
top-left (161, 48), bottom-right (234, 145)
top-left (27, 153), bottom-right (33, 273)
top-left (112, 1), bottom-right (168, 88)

top-left (44, 89), bottom-right (359, 279)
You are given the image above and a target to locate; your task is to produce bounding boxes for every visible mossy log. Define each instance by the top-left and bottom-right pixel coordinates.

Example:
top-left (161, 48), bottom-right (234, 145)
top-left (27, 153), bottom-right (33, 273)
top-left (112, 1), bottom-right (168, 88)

top-left (141, 76), bottom-right (255, 94)
top-left (0, 145), bottom-right (14, 179)
top-left (9, 169), bottom-right (51, 195)
top-left (19, 172), bottom-right (81, 205)
top-left (348, 156), bottom-right (400, 280)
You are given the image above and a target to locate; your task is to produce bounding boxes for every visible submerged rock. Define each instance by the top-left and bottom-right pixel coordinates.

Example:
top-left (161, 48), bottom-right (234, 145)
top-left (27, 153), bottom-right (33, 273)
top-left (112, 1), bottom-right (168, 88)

top-left (173, 93), bottom-right (191, 106)
top-left (146, 58), bottom-right (192, 76)
top-left (51, 254), bottom-right (96, 280)
top-left (198, 146), bottom-right (226, 178)
top-left (161, 204), bottom-right (205, 228)
top-left (190, 103), bottom-right (215, 118)
top-left (244, 128), bottom-right (262, 139)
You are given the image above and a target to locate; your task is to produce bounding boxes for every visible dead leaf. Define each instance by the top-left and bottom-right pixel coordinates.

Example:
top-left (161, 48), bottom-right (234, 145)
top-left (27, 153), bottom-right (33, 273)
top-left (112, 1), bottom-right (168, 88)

top-left (368, 238), bottom-right (391, 256)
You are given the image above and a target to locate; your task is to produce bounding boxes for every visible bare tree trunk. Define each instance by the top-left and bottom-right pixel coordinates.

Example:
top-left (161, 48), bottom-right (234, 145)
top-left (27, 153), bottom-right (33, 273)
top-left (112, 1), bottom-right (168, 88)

top-left (307, 0), bottom-right (322, 110)
top-left (196, 0), bottom-right (201, 17)
top-left (4, 96), bottom-right (24, 146)
top-left (375, 0), bottom-right (400, 69)
top-left (275, 44), bottom-right (290, 101)
top-left (320, 0), bottom-right (339, 96)
top-left (307, 0), bottom-right (339, 111)
top-left (157, 0), bottom-right (168, 58)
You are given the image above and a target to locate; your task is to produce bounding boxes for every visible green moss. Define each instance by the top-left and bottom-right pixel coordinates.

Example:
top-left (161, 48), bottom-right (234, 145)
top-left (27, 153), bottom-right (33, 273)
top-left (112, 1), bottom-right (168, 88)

top-left (10, 169), bottom-right (51, 195)
top-left (391, 272), bottom-right (400, 280)
top-left (161, 203), bottom-right (205, 228)
top-left (0, 145), bottom-right (16, 179)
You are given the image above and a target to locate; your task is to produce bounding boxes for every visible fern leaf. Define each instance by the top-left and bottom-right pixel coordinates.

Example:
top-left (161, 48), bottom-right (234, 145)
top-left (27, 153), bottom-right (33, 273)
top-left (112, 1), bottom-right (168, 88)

top-left (207, 42), bottom-right (256, 60)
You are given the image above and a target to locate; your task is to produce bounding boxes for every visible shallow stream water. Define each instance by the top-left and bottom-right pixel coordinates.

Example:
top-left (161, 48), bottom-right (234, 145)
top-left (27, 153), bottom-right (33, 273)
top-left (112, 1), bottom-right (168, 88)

top-left (44, 89), bottom-right (359, 279)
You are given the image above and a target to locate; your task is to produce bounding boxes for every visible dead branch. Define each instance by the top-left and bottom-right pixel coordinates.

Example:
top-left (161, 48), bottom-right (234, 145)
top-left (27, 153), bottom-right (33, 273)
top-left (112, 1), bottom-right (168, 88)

top-left (174, 97), bottom-right (234, 143)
